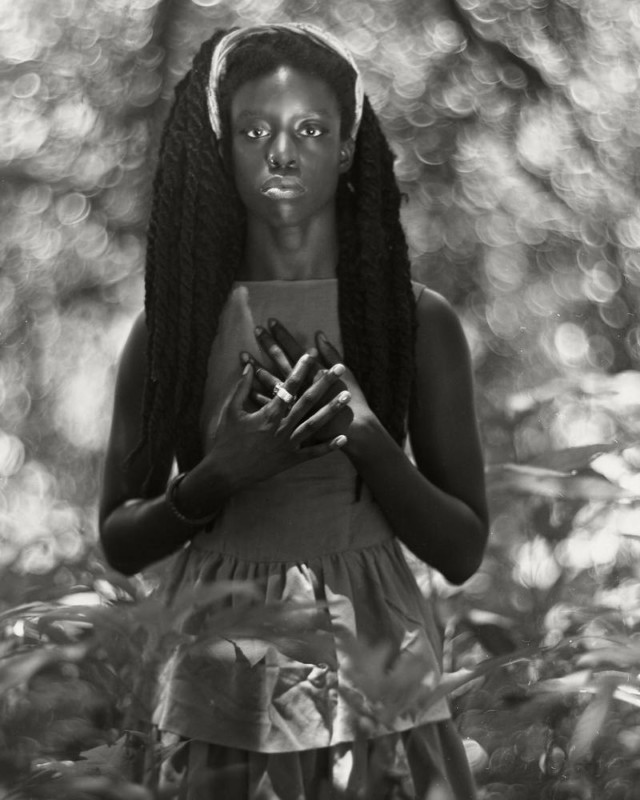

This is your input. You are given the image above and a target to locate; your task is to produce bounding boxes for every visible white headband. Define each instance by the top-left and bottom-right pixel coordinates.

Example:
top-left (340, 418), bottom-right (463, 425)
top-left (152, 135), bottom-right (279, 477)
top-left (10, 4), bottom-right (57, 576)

top-left (206, 23), bottom-right (364, 141)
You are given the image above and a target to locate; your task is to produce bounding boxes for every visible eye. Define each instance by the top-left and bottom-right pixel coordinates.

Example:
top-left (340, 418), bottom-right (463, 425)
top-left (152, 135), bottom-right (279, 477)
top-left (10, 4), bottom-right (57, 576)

top-left (242, 125), bottom-right (269, 140)
top-left (299, 122), bottom-right (325, 138)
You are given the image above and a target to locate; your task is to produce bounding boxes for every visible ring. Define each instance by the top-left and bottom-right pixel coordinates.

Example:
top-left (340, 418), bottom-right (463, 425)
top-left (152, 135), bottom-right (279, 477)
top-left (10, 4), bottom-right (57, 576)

top-left (272, 382), bottom-right (295, 406)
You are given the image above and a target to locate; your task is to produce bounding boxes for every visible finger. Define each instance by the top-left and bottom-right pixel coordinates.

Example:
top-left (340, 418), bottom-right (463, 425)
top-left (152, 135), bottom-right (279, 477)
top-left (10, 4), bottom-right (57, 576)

top-left (264, 353), bottom-right (317, 418)
top-left (229, 364), bottom-right (253, 415)
top-left (290, 390), bottom-right (351, 445)
top-left (251, 391), bottom-right (270, 407)
top-left (315, 331), bottom-right (343, 367)
top-left (283, 364), bottom-right (347, 431)
top-left (240, 351), bottom-right (279, 394)
top-left (296, 435), bottom-right (348, 461)
top-left (268, 318), bottom-right (306, 364)
top-left (312, 367), bottom-right (327, 385)
top-left (281, 352), bottom-right (316, 400)
top-left (255, 326), bottom-right (293, 378)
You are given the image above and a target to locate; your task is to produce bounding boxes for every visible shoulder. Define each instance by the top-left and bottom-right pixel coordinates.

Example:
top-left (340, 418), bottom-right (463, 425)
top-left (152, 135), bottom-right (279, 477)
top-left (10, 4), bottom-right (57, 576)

top-left (121, 309), bottom-right (147, 361)
top-left (114, 309), bottom-right (147, 398)
top-left (412, 284), bottom-right (467, 353)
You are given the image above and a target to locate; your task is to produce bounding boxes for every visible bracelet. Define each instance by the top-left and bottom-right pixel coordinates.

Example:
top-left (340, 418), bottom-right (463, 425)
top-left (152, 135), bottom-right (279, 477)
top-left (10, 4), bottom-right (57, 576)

top-left (165, 472), bottom-right (219, 527)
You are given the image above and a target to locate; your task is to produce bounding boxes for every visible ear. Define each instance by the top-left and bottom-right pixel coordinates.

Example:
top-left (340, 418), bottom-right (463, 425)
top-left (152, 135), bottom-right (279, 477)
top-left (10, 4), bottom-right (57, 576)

top-left (338, 139), bottom-right (355, 173)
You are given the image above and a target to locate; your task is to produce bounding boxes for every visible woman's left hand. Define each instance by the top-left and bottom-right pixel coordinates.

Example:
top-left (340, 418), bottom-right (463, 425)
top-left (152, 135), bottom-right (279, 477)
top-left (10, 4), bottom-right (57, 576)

top-left (311, 330), bottom-right (377, 442)
top-left (248, 319), bottom-right (378, 447)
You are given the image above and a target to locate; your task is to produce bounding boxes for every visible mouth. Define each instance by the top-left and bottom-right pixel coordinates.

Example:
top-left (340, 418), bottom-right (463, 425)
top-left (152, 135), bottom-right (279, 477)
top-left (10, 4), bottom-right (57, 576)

top-left (260, 177), bottom-right (306, 200)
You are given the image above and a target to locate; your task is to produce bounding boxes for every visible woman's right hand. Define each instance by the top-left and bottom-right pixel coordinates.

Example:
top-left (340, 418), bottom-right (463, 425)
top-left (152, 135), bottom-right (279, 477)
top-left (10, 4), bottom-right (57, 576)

top-left (186, 353), bottom-right (353, 499)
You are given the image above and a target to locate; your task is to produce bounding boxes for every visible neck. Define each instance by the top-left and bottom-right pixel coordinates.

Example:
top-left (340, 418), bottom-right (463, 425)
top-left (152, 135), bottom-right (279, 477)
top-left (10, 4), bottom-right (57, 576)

top-left (239, 209), bottom-right (339, 281)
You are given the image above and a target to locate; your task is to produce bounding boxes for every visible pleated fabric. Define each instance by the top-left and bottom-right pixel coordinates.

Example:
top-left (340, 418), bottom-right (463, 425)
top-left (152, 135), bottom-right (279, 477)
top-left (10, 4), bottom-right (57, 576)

top-left (178, 720), bottom-right (476, 800)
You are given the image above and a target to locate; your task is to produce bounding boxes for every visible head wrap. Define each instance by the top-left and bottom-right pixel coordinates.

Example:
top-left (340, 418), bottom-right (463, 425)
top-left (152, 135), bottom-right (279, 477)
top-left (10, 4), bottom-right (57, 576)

top-left (206, 22), bottom-right (364, 141)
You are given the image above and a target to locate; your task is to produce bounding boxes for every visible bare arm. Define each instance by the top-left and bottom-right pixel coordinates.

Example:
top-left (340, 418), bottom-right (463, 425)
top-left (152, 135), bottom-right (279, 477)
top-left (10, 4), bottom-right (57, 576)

top-left (341, 289), bottom-right (488, 584)
top-left (99, 313), bottom-right (352, 575)
top-left (98, 312), bottom-right (226, 575)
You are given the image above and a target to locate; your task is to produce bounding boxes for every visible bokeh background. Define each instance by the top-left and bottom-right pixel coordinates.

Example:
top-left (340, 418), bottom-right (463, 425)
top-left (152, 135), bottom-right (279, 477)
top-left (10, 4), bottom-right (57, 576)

top-left (2, 1), bottom-right (640, 797)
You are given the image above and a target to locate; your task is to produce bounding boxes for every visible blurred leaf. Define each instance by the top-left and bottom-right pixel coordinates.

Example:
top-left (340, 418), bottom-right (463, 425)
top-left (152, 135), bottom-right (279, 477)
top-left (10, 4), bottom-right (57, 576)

top-left (340, 636), bottom-right (437, 727)
top-left (462, 609), bottom-right (519, 655)
top-left (613, 685), bottom-right (640, 708)
top-left (0, 643), bottom-right (87, 693)
top-left (533, 670), bottom-right (592, 695)
top-left (569, 677), bottom-right (617, 762)
top-left (529, 444), bottom-right (617, 472)
top-left (576, 640), bottom-right (640, 669)
top-left (486, 463), bottom-right (640, 500)
top-left (77, 736), bottom-right (142, 781)
top-left (196, 599), bottom-right (336, 667)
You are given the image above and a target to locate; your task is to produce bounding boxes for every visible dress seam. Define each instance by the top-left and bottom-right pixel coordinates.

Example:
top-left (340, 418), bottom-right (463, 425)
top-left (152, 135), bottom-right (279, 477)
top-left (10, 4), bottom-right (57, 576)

top-left (188, 535), bottom-right (398, 564)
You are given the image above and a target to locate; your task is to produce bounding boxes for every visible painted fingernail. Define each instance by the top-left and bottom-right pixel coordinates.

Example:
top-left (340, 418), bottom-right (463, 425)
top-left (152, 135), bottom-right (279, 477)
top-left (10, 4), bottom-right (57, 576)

top-left (332, 435), bottom-right (347, 448)
top-left (337, 391), bottom-right (351, 404)
top-left (332, 364), bottom-right (345, 377)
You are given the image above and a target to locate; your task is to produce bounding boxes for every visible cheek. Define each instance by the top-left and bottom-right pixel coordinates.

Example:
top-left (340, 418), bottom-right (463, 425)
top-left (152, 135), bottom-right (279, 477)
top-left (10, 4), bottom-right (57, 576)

top-left (231, 146), bottom-right (262, 181)
top-left (304, 148), bottom-right (341, 184)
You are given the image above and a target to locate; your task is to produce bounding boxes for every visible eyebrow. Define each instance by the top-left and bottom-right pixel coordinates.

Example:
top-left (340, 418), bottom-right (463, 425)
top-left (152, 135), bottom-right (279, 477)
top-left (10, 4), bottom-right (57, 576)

top-left (234, 109), bottom-right (335, 120)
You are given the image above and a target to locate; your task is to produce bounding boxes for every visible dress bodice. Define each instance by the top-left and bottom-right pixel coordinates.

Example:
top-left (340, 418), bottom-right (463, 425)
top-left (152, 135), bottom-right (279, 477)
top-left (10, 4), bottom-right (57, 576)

top-left (194, 279), bottom-right (391, 561)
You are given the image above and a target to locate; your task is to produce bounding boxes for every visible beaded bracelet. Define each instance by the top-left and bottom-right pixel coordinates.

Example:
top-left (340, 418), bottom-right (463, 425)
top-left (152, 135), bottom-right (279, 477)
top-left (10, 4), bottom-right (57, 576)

top-left (165, 472), bottom-right (219, 527)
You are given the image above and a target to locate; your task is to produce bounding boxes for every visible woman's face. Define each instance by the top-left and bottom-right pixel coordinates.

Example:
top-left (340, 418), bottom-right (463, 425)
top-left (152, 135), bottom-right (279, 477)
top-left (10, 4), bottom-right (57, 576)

top-left (229, 65), bottom-right (352, 228)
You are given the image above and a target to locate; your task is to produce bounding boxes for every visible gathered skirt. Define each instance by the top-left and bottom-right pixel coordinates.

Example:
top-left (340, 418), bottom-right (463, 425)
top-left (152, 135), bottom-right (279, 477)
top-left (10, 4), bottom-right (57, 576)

top-left (176, 719), bottom-right (476, 800)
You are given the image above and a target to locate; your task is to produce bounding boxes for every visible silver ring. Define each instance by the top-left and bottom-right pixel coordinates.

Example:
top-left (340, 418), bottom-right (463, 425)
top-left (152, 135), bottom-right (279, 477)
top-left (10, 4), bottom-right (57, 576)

top-left (272, 382), bottom-right (295, 406)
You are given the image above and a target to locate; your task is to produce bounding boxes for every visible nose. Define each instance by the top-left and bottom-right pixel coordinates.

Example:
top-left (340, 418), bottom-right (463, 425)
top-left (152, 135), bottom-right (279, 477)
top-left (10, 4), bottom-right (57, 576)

top-left (267, 132), bottom-right (297, 170)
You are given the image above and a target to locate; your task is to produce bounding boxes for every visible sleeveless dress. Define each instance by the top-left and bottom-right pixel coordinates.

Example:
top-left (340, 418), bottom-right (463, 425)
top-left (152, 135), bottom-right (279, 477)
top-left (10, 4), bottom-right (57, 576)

top-left (154, 279), bottom-right (476, 799)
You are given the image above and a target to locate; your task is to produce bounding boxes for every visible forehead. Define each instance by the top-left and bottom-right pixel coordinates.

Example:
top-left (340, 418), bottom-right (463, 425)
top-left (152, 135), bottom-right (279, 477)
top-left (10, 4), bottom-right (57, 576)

top-left (230, 65), bottom-right (340, 117)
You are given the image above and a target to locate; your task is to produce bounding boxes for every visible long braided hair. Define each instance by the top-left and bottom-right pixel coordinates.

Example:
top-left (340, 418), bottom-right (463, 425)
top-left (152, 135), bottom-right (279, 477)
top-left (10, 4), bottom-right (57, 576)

top-left (137, 28), bottom-right (416, 491)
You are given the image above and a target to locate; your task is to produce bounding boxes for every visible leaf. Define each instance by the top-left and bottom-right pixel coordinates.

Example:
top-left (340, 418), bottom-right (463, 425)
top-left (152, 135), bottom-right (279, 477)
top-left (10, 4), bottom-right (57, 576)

top-left (529, 444), bottom-right (616, 472)
top-left (613, 685), bottom-right (640, 708)
top-left (462, 609), bottom-right (519, 655)
top-left (420, 646), bottom-right (538, 713)
top-left (339, 637), bottom-right (434, 727)
top-left (576, 641), bottom-right (640, 669)
top-left (195, 599), bottom-right (336, 666)
top-left (342, 643), bottom-right (540, 726)
top-left (569, 677), bottom-right (617, 762)
top-left (486, 463), bottom-right (640, 500)
top-left (0, 643), bottom-right (87, 692)
top-left (77, 737), bottom-right (140, 779)
top-left (532, 670), bottom-right (592, 695)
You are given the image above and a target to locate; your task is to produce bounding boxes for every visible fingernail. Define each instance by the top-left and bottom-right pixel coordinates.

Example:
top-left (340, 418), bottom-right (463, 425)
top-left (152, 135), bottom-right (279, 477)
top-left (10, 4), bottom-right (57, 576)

top-left (308, 347), bottom-right (318, 359)
top-left (333, 435), bottom-right (347, 448)
top-left (338, 391), bottom-right (351, 404)
top-left (317, 331), bottom-right (327, 343)
top-left (240, 351), bottom-right (250, 363)
top-left (332, 364), bottom-right (345, 377)
top-left (243, 363), bottom-right (252, 375)
top-left (268, 318), bottom-right (278, 328)
top-left (255, 325), bottom-right (264, 336)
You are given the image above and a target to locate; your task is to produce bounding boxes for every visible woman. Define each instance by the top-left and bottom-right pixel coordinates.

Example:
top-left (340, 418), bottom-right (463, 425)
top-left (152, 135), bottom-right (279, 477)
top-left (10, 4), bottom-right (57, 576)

top-left (100, 22), bottom-right (488, 799)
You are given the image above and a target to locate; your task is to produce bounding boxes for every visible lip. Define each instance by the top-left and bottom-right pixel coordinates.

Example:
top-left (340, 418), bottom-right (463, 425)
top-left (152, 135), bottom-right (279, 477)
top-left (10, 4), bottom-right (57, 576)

top-left (260, 176), bottom-right (306, 200)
